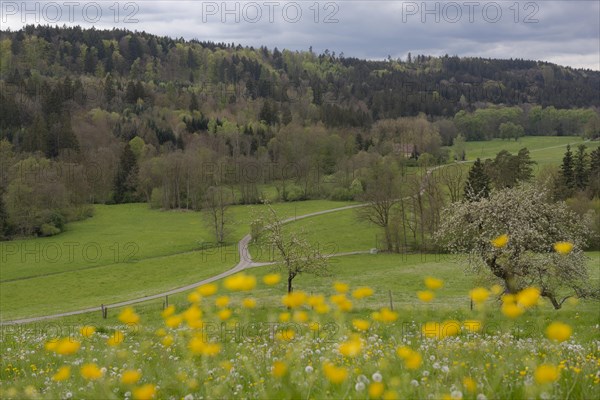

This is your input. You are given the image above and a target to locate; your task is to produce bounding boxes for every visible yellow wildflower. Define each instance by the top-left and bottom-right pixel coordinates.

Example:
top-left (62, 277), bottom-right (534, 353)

top-left (80, 363), bottom-right (103, 380)
top-left (553, 241), bottom-right (574, 255)
top-left (545, 321), bottom-right (572, 342)
top-left (369, 382), bottom-right (385, 398)
top-left (491, 234), bottom-right (509, 248)
top-left (215, 296), bottom-right (229, 308)
top-left (224, 273), bottom-right (256, 291)
top-left (55, 338), bottom-right (81, 355)
top-left (463, 377), bottom-right (477, 393)
top-left (107, 331), bottom-right (125, 346)
top-left (197, 283), bottom-right (218, 296)
top-left (352, 319), bottom-right (371, 331)
top-left (118, 307), bottom-right (140, 325)
top-left (424, 276), bottom-right (444, 290)
top-left (263, 273), bottom-right (281, 285)
top-left (161, 305), bottom-right (175, 318)
top-left (535, 364), bottom-right (560, 384)
top-left (272, 361), bottom-right (287, 377)
top-left (282, 291), bottom-right (307, 308)
top-left (352, 286), bottom-right (374, 299)
top-left (323, 362), bottom-right (348, 384)
top-left (121, 370), bottom-right (142, 385)
top-left (132, 384), bottom-right (156, 400)
top-left (517, 287), bottom-right (540, 308)
top-left (52, 366), bottom-right (71, 381)
top-left (417, 290), bottom-right (435, 302)
top-left (501, 303), bottom-right (524, 318)
top-left (338, 336), bottom-right (362, 357)
top-left (217, 309), bottom-right (232, 321)
top-left (80, 326), bottom-right (96, 338)
top-left (242, 298), bottom-right (256, 309)
top-left (333, 281), bottom-right (349, 293)
top-left (469, 287), bottom-right (490, 304)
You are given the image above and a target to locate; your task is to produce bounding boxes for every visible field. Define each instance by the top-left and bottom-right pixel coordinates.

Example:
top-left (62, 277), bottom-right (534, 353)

top-left (0, 200), bottom-right (352, 320)
top-left (1, 137), bottom-right (600, 400)
top-left (457, 136), bottom-right (588, 166)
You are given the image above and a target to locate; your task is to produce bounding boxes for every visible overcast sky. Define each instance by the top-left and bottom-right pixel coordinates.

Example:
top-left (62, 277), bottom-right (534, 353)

top-left (2, 1), bottom-right (599, 70)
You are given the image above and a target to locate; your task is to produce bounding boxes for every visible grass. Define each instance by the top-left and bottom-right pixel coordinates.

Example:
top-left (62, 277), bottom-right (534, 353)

top-left (0, 200), bottom-right (354, 320)
top-left (2, 252), bottom-right (599, 399)
top-left (456, 136), bottom-right (588, 166)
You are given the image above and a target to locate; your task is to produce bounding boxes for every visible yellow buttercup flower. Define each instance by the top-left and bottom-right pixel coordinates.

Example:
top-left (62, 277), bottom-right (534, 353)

top-left (352, 286), bottom-right (374, 299)
top-left (55, 338), bottom-right (81, 355)
top-left (373, 308), bottom-right (398, 323)
top-left (417, 290), bottom-right (435, 302)
top-left (187, 291), bottom-right (201, 303)
top-left (491, 234), bottom-right (509, 248)
top-left (188, 336), bottom-right (221, 356)
top-left (397, 346), bottom-right (422, 369)
top-left (405, 352), bottom-right (422, 370)
top-left (224, 273), bottom-right (256, 291)
top-left (80, 325), bottom-right (96, 338)
top-left (282, 291), bottom-right (307, 308)
top-left (424, 276), bottom-right (444, 290)
top-left (272, 361), bottom-right (287, 378)
top-left (80, 363), bottom-right (103, 380)
top-left (121, 370), bottom-right (142, 385)
top-left (107, 331), bottom-right (125, 346)
top-left (534, 364), bottom-right (560, 384)
top-left (263, 273), bottom-right (281, 285)
top-left (132, 384), bottom-right (156, 400)
top-left (242, 298), bottom-right (256, 309)
top-left (440, 320), bottom-right (461, 338)
top-left (545, 321), bottom-right (572, 342)
top-left (275, 328), bottom-right (296, 342)
top-left (469, 287), bottom-right (490, 304)
top-left (333, 281), bottom-right (349, 293)
top-left (197, 283), bottom-right (218, 296)
top-left (330, 294), bottom-right (353, 311)
top-left (278, 312), bottom-right (291, 322)
top-left (338, 335), bottom-right (362, 357)
top-left (369, 382), bottom-right (385, 398)
top-left (52, 366), bottom-right (70, 381)
top-left (293, 310), bottom-right (308, 323)
top-left (161, 335), bottom-right (174, 347)
top-left (463, 377), bottom-right (477, 393)
top-left (352, 319), bottom-right (371, 331)
top-left (491, 284), bottom-right (504, 295)
top-left (516, 287), bottom-right (540, 308)
top-left (161, 305), bottom-right (175, 318)
top-left (118, 307), bottom-right (140, 325)
top-left (217, 309), bottom-right (232, 321)
top-left (215, 296), bottom-right (229, 308)
top-left (323, 362), bottom-right (348, 384)
top-left (501, 303), bottom-right (524, 318)
top-left (553, 241), bottom-right (574, 255)
top-left (165, 315), bottom-right (183, 328)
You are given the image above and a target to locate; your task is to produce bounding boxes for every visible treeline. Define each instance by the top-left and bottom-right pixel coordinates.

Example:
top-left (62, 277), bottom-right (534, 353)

top-left (1, 25), bottom-right (600, 240)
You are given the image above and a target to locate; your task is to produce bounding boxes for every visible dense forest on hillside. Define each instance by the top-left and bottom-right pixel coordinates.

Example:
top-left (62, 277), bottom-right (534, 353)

top-left (0, 25), bottom-right (599, 241)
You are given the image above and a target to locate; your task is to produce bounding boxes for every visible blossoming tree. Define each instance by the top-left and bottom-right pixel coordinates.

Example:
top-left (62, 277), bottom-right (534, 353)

top-left (436, 184), bottom-right (597, 309)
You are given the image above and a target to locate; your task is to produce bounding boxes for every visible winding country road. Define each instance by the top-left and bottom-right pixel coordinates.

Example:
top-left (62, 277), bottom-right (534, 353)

top-left (0, 204), bottom-right (369, 326)
top-left (2, 139), bottom-right (586, 326)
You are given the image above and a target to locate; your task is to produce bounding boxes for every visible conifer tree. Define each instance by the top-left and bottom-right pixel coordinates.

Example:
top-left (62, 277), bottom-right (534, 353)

top-left (464, 158), bottom-right (491, 202)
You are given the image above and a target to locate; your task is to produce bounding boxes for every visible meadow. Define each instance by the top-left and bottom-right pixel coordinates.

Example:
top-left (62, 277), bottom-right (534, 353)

top-left (1, 136), bottom-right (599, 400)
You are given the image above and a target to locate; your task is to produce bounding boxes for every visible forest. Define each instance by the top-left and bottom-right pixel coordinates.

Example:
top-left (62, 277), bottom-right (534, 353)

top-left (0, 25), bottom-right (599, 241)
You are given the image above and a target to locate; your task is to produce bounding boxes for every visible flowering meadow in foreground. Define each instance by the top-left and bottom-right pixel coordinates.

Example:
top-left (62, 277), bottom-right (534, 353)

top-left (1, 242), bottom-right (599, 399)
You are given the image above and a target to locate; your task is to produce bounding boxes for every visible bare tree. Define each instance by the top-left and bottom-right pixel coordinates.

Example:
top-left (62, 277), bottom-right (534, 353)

top-left (254, 204), bottom-right (329, 293)
top-left (202, 186), bottom-right (233, 243)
